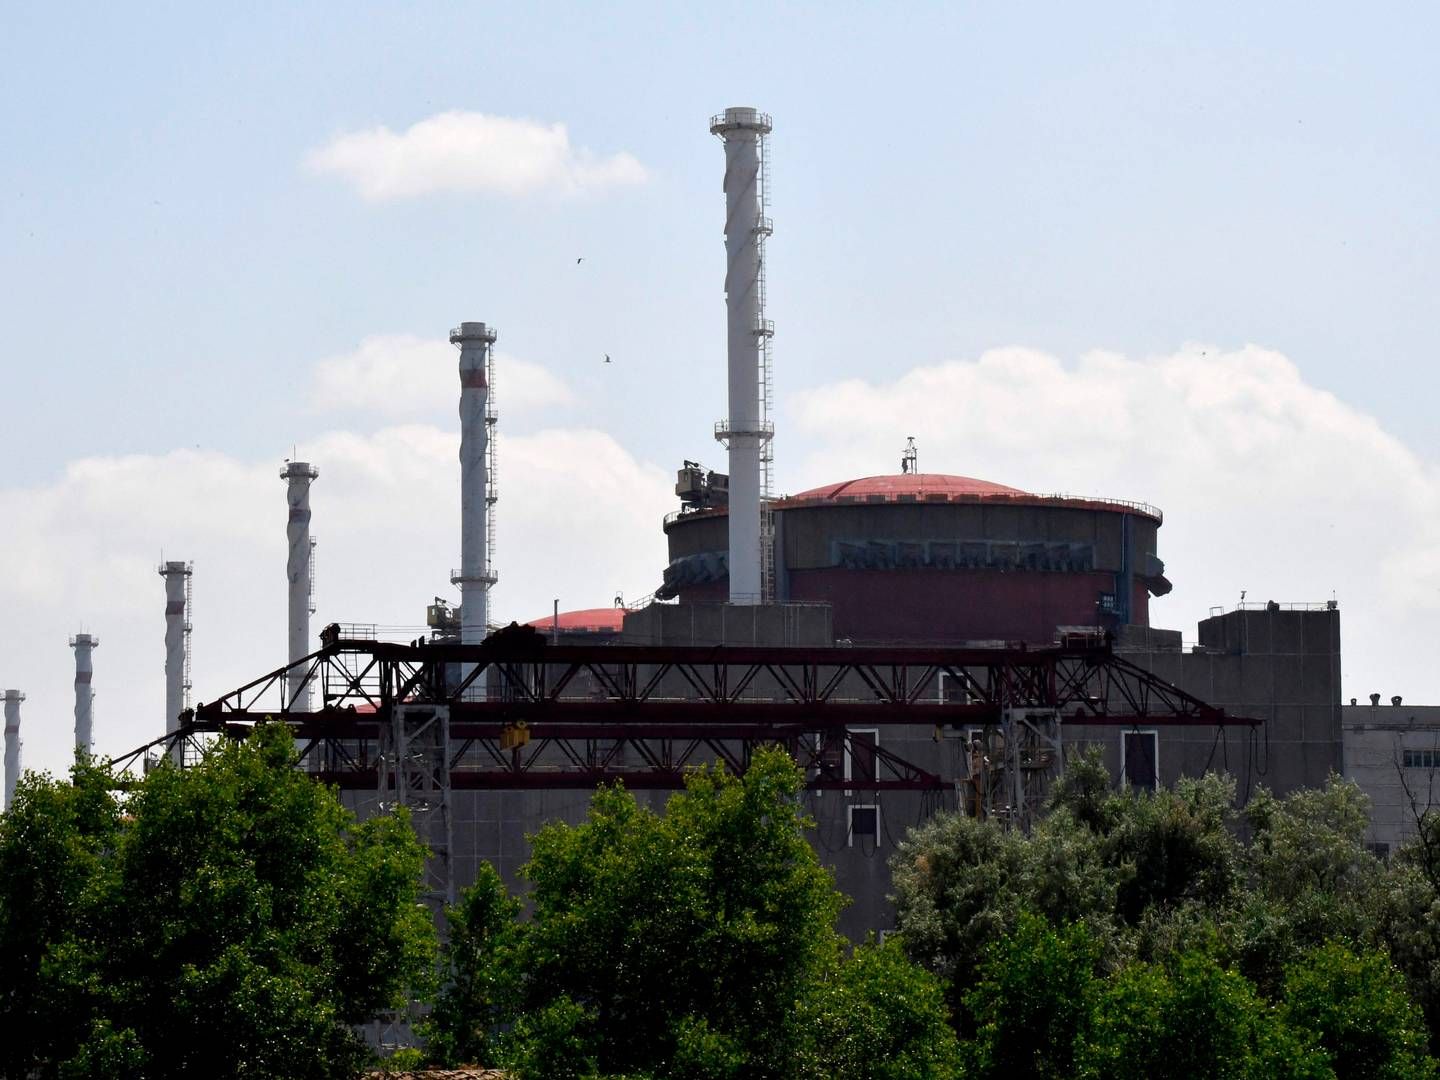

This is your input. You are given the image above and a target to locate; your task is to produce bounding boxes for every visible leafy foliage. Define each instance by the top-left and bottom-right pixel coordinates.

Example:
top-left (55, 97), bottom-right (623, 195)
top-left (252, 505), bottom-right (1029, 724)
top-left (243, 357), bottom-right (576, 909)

top-left (1076, 949), bottom-right (1331, 1080)
top-left (1282, 942), bottom-right (1436, 1080)
top-left (894, 750), bottom-right (1440, 1070)
top-left (427, 747), bottom-right (959, 1079)
top-left (0, 726), bottom-right (435, 1079)
top-left (798, 937), bottom-right (960, 1080)
top-left (426, 862), bottom-right (521, 1067)
top-left (960, 914), bottom-right (1099, 1080)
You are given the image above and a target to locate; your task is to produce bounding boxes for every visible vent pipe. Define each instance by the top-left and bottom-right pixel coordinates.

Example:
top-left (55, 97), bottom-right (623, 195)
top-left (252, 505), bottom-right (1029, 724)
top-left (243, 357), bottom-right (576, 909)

top-left (449, 322), bottom-right (498, 660)
top-left (281, 461), bottom-right (319, 711)
top-left (159, 561), bottom-right (192, 758)
top-left (3, 690), bottom-right (22, 809)
top-left (710, 107), bottom-right (774, 603)
top-left (70, 632), bottom-right (98, 756)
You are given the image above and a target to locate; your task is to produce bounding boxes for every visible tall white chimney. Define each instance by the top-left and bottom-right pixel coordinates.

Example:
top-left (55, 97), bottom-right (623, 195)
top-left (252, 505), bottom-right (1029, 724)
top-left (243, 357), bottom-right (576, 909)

top-left (159, 561), bottom-right (192, 754)
top-left (710, 107), bottom-right (775, 604)
top-left (70, 632), bottom-right (98, 756)
top-left (281, 461), bottom-right (318, 710)
top-left (449, 322), bottom-right (498, 655)
top-left (3, 690), bottom-right (23, 809)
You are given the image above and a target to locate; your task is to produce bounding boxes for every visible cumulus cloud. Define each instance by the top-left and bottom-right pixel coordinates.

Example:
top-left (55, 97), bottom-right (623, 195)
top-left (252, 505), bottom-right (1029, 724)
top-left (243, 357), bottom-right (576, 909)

top-left (0, 425), bottom-right (672, 779)
top-left (311, 334), bottom-right (574, 418)
top-left (788, 343), bottom-right (1440, 703)
top-left (304, 111), bottom-right (648, 200)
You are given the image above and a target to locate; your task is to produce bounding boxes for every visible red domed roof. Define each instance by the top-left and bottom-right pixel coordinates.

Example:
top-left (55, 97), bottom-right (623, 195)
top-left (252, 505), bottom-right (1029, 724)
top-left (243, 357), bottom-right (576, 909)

top-left (787, 473), bottom-right (1027, 502)
top-left (524, 607), bottom-right (626, 633)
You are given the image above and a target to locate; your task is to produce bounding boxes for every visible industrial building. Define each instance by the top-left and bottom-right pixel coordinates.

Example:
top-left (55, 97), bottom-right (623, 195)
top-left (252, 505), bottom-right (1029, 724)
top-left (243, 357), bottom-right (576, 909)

top-left (1343, 697), bottom-right (1440, 857)
top-left (103, 104), bottom-right (1353, 942)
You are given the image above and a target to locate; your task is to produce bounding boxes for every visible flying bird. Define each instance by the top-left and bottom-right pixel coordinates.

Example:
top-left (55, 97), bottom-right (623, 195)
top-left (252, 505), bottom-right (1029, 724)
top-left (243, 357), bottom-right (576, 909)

top-left (576, 257), bottom-right (584, 264)
top-left (604, 354), bottom-right (611, 364)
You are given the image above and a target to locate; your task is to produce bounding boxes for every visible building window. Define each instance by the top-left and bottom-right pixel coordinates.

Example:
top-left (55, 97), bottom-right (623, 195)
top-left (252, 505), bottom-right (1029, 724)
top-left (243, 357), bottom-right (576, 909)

top-left (1404, 749), bottom-right (1440, 770)
top-left (848, 804), bottom-right (880, 847)
top-left (1121, 730), bottom-right (1159, 791)
top-left (938, 671), bottom-right (973, 704)
top-left (845, 729), bottom-right (879, 787)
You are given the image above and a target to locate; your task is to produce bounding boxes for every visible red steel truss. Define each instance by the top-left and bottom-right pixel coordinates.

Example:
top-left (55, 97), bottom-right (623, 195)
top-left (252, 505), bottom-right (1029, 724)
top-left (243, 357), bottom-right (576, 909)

top-left (112, 628), bottom-right (1259, 792)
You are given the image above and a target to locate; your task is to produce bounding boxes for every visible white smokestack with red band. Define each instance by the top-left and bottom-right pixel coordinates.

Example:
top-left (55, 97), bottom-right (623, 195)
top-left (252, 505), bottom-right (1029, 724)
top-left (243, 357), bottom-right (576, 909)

top-left (450, 322), bottom-right (498, 664)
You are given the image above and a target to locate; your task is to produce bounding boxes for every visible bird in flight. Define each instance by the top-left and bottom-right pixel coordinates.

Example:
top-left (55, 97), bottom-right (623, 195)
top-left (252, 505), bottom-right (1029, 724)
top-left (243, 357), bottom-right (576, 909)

top-left (576, 257), bottom-right (584, 264)
top-left (604, 354), bottom-right (611, 363)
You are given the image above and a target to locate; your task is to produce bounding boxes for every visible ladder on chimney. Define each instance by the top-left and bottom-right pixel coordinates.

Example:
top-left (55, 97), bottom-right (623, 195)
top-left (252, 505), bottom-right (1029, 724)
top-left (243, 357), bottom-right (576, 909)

top-left (485, 342), bottom-right (499, 621)
top-left (756, 128), bottom-right (776, 604)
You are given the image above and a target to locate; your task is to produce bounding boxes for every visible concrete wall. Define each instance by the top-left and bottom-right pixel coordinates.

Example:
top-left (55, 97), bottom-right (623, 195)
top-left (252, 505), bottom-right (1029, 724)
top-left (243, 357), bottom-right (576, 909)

top-left (1104, 607), bottom-right (1343, 797)
top-left (622, 601), bottom-right (832, 647)
top-left (1342, 702), bottom-right (1440, 855)
top-left (341, 603), bottom-right (1342, 945)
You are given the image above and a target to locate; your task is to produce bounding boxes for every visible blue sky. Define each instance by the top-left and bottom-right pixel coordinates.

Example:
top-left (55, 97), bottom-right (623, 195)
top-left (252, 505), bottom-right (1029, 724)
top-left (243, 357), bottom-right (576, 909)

top-left (2, 3), bottom-right (1438, 773)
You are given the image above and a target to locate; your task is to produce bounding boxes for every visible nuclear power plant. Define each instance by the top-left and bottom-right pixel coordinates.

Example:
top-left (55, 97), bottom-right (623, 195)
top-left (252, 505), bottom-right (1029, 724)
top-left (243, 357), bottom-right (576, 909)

top-left (15, 106), bottom-right (1406, 934)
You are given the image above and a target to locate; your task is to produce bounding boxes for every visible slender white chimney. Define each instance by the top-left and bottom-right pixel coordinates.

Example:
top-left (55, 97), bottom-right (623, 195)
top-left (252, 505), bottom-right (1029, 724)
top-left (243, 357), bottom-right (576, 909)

top-left (159, 561), bottom-right (192, 752)
top-left (281, 461), bottom-right (319, 710)
top-left (449, 322), bottom-right (498, 654)
top-left (70, 632), bottom-right (98, 756)
top-left (710, 107), bottom-right (775, 604)
top-left (3, 690), bottom-right (23, 809)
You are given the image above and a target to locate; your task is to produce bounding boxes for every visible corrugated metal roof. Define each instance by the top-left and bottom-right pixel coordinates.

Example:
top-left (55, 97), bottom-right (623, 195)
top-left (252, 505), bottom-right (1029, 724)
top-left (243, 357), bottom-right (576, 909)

top-left (787, 473), bottom-right (1026, 501)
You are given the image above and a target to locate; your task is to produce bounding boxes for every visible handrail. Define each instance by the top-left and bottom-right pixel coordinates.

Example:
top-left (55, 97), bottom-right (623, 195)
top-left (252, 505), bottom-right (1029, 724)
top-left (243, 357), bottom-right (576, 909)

top-left (666, 489), bottom-right (1162, 525)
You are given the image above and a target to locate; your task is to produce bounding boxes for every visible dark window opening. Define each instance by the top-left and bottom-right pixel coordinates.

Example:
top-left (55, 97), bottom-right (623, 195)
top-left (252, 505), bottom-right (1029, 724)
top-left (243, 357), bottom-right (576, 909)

top-left (849, 805), bottom-right (878, 845)
top-left (1123, 731), bottom-right (1158, 791)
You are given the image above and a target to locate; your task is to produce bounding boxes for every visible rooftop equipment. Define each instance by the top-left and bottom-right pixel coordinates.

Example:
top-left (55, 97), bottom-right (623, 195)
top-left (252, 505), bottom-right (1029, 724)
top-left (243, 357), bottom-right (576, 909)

top-left (70, 632), bottom-right (98, 755)
top-left (901, 437), bottom-right (918, 475)
top-left (710, 106), bottom-right (775, 604)
top-left (675, 460), bottom-right (729, 512)
top-left (281, 461), bottom-right (319, 710)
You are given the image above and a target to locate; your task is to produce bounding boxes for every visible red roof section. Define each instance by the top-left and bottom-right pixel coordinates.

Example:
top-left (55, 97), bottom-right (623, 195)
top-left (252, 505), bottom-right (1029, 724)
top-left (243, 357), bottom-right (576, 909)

top-left (525, 607), bottom-right (626, 633)
top-left (787, 473), bottom-right (1027, 501)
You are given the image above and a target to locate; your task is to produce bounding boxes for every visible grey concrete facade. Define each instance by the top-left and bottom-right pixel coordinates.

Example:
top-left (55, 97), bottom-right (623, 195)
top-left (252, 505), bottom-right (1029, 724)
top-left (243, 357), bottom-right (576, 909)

top-left (338, 603), bottom-right (1344, 943)
top-left (1342, 701), bottom-right (1440, 856)
top-left (1104, 606), bottom-right (1344, 798)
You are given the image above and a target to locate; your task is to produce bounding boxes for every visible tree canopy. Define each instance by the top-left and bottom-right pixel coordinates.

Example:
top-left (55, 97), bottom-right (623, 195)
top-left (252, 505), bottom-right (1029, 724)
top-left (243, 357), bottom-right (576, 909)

top-left (428, 747), bottom-right (960, 1079)
top-left (0, 727), bottom-right (434, 1079)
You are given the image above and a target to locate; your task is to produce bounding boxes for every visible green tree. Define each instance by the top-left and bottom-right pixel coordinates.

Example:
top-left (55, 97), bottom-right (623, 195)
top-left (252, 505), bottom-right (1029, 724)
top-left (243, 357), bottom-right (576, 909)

top-left (799, 937), bottom-right (961, 1080)
top-left (1375, 816), bottom-right (1440, 1051)
top-left (0, 757), bottom-right (121, 1076)
top-left (1282, 943), bottom-right (1435, 1080)
top-left (0, 725), bottom-right (436, 1079)
top-left (428, 748), bottom-right (960, 1079)
top-left (426, 861), bottom-right (521, 1067)
top-left (888, 807), bottom-right (1118, 1008)
top-left (1077, 950), bottom-right (1332, 1080)
top-left (1235, 778), bottom-right (1384, 993)
top-left (1104, 773), bottom-right (1242, 923)
top-left (507, 748), bottom-right (842, 1077)
top-left (960, 915), bottom-right (1098, 1080)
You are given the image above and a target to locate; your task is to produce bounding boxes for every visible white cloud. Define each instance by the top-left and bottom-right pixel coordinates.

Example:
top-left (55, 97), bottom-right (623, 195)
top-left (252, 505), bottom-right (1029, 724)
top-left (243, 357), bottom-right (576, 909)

top-left (788, 343), bottom-right (1440, 704)
top-left (311, 334), bottom-right (574, 418)
top-left (0, 425), bottom-right (671, 780)
top-left (304, 111), bottom-right (649, 200)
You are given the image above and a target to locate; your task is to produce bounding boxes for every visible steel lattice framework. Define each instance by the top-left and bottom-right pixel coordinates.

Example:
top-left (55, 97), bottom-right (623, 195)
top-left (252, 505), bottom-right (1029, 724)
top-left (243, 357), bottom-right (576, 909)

top-left (112, 628), bottom-right (1259, 794)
